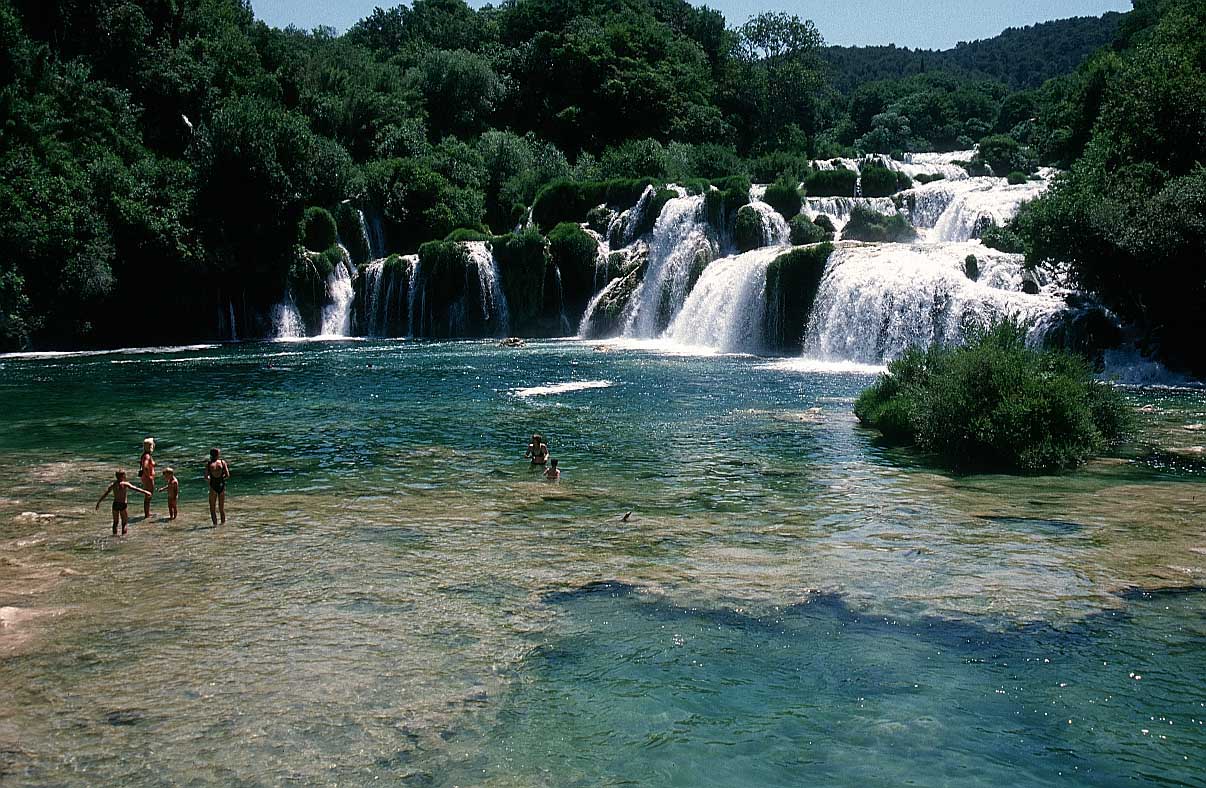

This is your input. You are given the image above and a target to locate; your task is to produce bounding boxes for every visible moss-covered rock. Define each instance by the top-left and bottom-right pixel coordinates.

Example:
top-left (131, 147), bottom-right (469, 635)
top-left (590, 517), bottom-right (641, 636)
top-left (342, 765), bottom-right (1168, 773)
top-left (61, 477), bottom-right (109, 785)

top-left (415, 241), bottom-right (470, 338)
top-left (703, 176), bottom-right (752, 232)
top-left (789, 215), bottom-right (831, 245)
top-left (980, 222), bottom-right (1026, 254)
top-left (764, 243), bottom-right (834, 352)
top-left (334, 203), bottom-right (371, 265)
top-left (586, 205), bottom-right (614, 235)
top-left (548, 222), bottom-right (600, 327)
top-left (581, 257), bottom-right (646, 339)
top-left (630, 188), bottom-right (679, 239)
top-left (842, 205), bottom-right (917, 243)
top-left (301, 207), bottom-right (338, 252)
top-left (762, 180), bottom-right (803, 219)
top-left (444, 227), bottom-right (493, 242)
top-left (734, 205), bottom-right (763, 253)
top-left (964, 254), bottom-right (980, 281)
top-left (492, 227), bottom-right (549, 334)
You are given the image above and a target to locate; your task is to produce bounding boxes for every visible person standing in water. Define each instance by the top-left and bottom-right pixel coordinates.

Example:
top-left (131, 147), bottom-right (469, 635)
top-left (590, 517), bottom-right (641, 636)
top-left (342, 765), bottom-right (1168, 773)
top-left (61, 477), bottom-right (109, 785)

top-left (544, 458), bottom-right (560, 482)
top-left (159, 468), bottom-right (180, 521)
top-left (206, 448), bottom-right (230, 526)
top-left (525, 434), bottom-right (549, 468)
top-left (138, 437), bottom-right (156, 519)
top-left (96, 470), bottom-right (151, 536)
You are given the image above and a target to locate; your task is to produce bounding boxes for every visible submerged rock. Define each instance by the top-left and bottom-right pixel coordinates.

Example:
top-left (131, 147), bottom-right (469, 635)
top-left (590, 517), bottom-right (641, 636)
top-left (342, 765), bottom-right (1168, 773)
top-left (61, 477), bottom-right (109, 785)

top-left (499, 337), bottom-right (526, 348)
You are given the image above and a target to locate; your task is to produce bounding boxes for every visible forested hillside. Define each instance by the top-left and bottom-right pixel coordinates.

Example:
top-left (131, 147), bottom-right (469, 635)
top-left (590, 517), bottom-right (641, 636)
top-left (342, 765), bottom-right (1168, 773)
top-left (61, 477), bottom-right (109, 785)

top-left (823, 13), bottom-right (1126, 93)
top-left (1, 0), bottom-right (1200, 372)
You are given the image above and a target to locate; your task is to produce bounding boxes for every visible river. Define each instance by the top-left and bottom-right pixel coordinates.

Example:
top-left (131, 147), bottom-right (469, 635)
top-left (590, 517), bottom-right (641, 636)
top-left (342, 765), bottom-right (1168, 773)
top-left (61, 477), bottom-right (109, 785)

top-left (0, 339), bottom-right (1203, 785)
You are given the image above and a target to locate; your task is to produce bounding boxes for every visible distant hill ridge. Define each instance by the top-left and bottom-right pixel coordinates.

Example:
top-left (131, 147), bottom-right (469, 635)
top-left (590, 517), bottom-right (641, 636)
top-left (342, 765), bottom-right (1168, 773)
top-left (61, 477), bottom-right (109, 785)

top-left (823, 12), bottom-right (1127, 92)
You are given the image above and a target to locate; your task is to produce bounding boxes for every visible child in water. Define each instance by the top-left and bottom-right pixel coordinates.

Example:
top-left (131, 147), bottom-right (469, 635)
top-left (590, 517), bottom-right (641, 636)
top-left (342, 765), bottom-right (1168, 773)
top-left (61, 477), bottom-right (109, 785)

top-left (96, 470), bottom-right (152, 536)
top-left (544, 458), bottom-right (560, 482)
top-left (159, 468), bottom-right (179, 520)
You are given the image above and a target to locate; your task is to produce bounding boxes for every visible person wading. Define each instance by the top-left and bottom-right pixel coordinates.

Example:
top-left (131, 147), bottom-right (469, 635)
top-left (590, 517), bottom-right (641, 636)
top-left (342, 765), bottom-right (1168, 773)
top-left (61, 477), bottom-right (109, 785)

top-left (206, 447), bottom-right (231, 526)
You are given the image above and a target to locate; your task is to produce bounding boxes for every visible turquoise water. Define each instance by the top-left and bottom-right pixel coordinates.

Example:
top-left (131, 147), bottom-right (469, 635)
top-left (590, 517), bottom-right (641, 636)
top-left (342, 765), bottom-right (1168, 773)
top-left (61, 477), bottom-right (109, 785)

top-left (0, 340), bottom-right (1203, 785)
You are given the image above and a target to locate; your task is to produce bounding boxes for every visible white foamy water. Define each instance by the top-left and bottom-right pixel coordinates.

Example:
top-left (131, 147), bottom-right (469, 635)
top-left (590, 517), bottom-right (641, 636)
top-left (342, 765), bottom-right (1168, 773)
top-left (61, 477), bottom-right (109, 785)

top-left (0, 344), bottom-right (219, 360)
top-left (803, 242), bottom-right (1065, 364)
top-left (620, 194), bottom-right (717, 338)
top-left (760, 357), bottom-right (888, 375)
top-left (319, 246), bottom-right (355, 337)
top-left (512, 380), bottom-right (614, 397)
top-left (664, 246), bottom-right (790, 353)
top-left (466, 241), bottom-right (511, 337)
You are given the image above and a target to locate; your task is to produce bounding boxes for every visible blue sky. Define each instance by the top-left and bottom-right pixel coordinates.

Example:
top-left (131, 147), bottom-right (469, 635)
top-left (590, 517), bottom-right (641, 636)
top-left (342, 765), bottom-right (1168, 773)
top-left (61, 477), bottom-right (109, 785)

top-left (250, 0), bottom-right (1132, 50)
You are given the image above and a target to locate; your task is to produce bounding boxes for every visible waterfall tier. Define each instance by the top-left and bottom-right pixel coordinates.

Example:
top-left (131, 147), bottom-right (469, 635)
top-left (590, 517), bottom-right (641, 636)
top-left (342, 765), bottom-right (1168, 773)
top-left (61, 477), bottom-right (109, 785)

top-left (802, 243), bottom-right (1064, 364)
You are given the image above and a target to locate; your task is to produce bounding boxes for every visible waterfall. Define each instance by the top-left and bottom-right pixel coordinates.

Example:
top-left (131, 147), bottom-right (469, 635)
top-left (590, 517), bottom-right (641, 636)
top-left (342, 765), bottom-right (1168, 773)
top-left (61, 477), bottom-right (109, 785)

top-left (607, 185), bottom-right (657, 246)
top-left (747, 198), bottom-right (791, 246)
top-left (318, 246), bottom-right (355, 337)
top-left (406, 255), bottom-right (421, 337)
top-left (620, 194), bottom-right (717, 337)
top-left (273, 296), bottom-right (305, 339)
top-left (802, 242), bottom-right (1065, 364)
top-left (227, 301), bottom-right (237, 341)
top-left (359, 209), bottom-right (386, 260)
top-left (466, 241), bottom-right (511, 337)
top-left (929, 177), bottom-right (1051, 242)
top-left (362, 259), bottom-right (386, 335)
top-left (802, 197), bottom-right (898, 238)
top-left (664, 245), bottom-right (789, 352)
top-left (552, 265), bottom-right (572, 335)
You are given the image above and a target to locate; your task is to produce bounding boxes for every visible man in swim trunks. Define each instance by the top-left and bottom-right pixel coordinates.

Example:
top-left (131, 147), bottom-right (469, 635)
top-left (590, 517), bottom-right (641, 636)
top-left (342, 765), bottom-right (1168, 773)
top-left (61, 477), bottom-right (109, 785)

top-left (206, 447), bottom-right (230, 526)
top-left (96, 470), bottom-right (151, 536)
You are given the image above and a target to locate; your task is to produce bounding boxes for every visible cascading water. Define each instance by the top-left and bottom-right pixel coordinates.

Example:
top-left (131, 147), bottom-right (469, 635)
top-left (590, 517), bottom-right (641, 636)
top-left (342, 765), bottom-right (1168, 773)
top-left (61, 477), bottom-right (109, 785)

top-left (620, 194), bottom-right (717, 337)
top-left (227, 301), bottom-right (238, 342)
top-left (802, 197), bottom-right (899, 238)
top-left (466, 241), bottom-right (511, 337)
top-left (608, 185), bottom-right (656, 247)
top-left (359, 209), bottom-right (386, 260)
top-left (747, 188), bottom-right (791, 246)
top-left (273, 296), bottom-right (305, 339)
top-left (802, 242), bottom-right (1065, 364)
top-left (406, 255), bottom-right (421, 337)
top-left (318, 246), bottom-right (355, 337)
top-left (664, 245), bottom-right (790, 352)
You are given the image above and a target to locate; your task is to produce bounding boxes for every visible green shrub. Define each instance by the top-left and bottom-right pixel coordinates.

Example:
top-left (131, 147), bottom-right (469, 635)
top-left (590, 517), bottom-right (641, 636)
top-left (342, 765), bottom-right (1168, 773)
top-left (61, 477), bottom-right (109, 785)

top-left (789, 215), bottom-right (830, 245)
top-left (301, 207), bottom-right (338, 252)
top-left (859, 165), bottom-right (902, 198)
top-left (1007, 171), bottom-right (1029, 185)
top-left (842, 205), bottom-right (917, 243)
top-left (530, 178), bottom-right (655, 229)
top-left (812, 214), bottom-right (836, 233)
top-left (974, 134), bottom-right (1038, 176)
top-left (734, 205), bottom-right (763, 252)
top-left (804, 167), bottom-right (858, 197)
top-left (854, 321), bottom-right (1131, 472)
top-left (980, 222), bottom-right (1026, 254)
top-left (444, 227), bottom-right (493, 242)
top-left (915, 173), bottom-right (946, 184)
top-left (703, 176), bottom-right (751, 231)
top-left (762, 179), bottom-right (803, 219)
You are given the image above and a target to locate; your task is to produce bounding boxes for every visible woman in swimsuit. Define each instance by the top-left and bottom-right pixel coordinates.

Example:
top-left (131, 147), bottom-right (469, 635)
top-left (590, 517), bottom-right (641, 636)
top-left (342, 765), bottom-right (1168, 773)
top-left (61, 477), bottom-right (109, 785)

top-left (138, 437), bottom-right (156, 519)
top-left (525, 434), bottom-right (549, 468)
top-left (206, 447), bottom-right (230, 526)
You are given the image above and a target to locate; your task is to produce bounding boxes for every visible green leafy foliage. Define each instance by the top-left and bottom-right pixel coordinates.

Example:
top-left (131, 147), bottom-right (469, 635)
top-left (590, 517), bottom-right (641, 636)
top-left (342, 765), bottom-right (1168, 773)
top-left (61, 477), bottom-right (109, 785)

top-left (789, 215), bottom-right (830, 245)
top-left (302, 208), bottom-right (338, 252)
top-left (803, 167), bottom-right (857, 197)
top-left (762, 180), bottom-right (803, 219)
top-left (764, 243), bottom-right (833, 351)
top-left (734, 205), bottom-right (764, 252)
top-left (854, 322), bottom-right (1130, 472)
top-left (859, 164), bottom-right (912, 197)
top-left (842, 205), bottom-right (917, 243)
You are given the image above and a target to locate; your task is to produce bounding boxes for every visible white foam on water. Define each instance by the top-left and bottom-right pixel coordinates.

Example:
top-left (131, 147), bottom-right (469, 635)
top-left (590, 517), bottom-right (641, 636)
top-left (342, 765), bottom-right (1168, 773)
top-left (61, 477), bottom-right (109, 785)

top-left (760, 357), bottom-right (887, 375)
top-left (0, 344), bottom-right (219, 360)
top-left (512, 380), bottom-right (614, 397)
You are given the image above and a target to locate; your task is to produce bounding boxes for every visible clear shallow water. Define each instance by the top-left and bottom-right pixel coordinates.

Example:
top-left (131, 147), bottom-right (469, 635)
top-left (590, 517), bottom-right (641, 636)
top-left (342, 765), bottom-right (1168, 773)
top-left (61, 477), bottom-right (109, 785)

top-left (0, 340), bottom-right (1203, 785)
